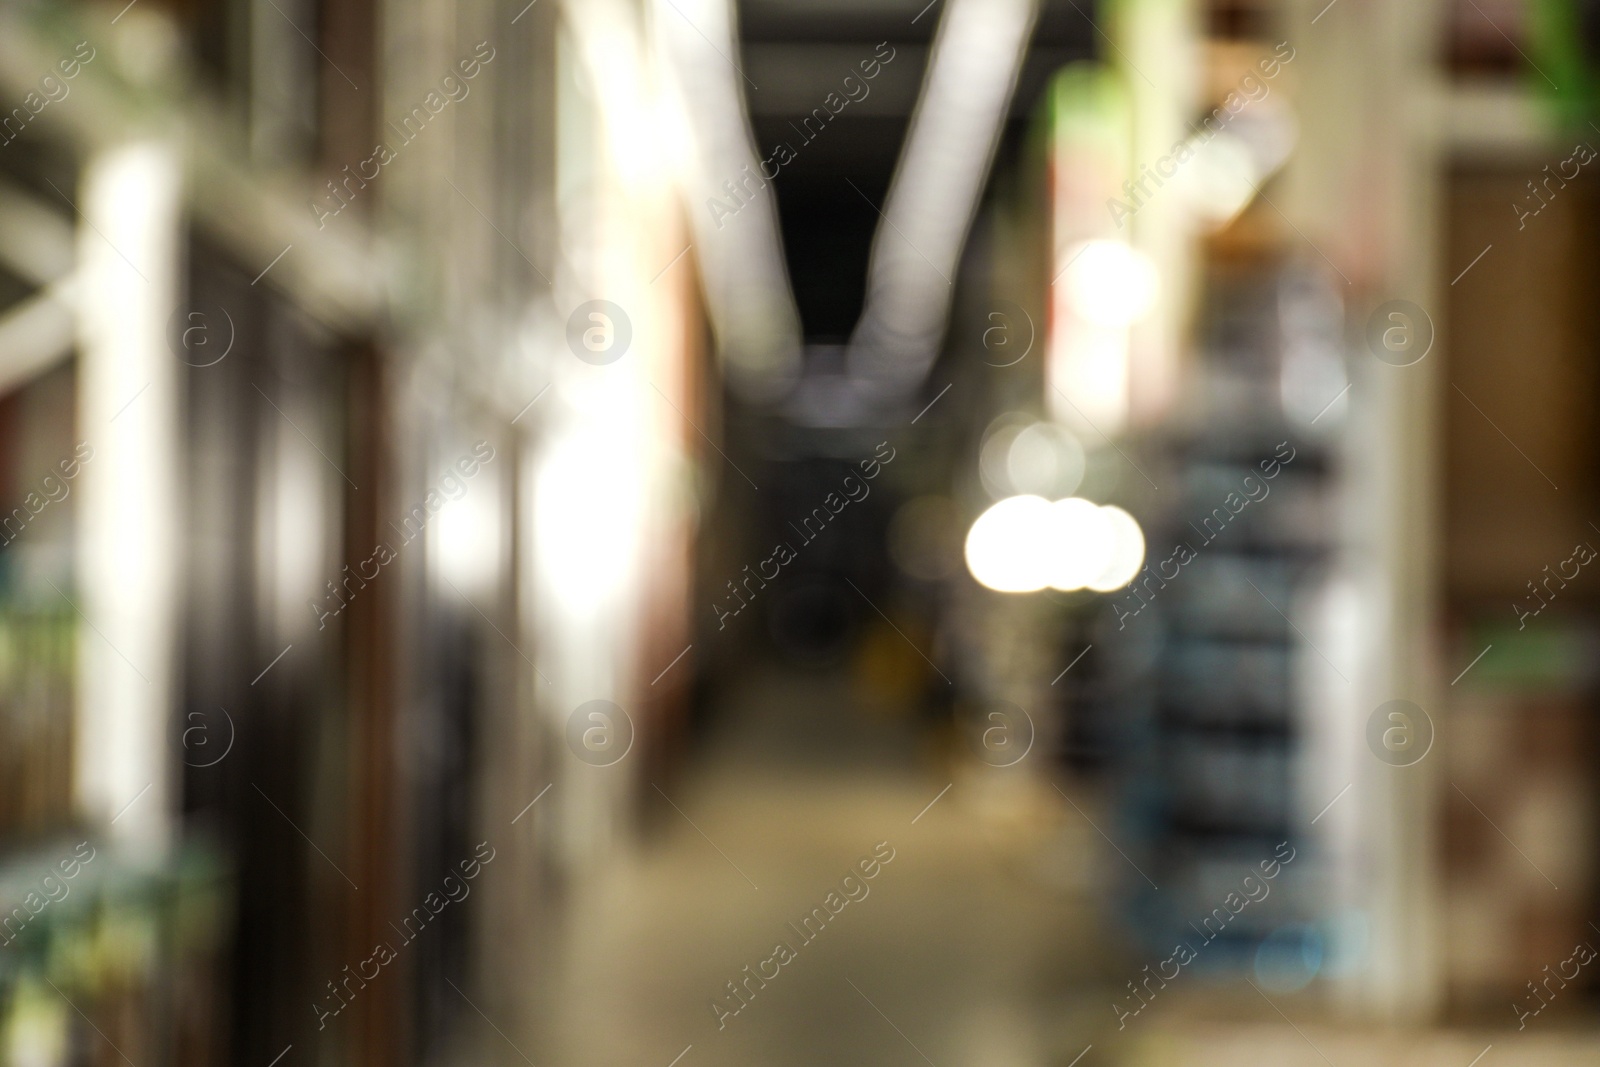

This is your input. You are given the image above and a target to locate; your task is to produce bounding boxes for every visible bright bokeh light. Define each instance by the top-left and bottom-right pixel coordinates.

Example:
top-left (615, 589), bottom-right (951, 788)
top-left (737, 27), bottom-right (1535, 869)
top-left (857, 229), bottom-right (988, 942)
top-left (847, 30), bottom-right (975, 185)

top-left (966, 495), bottom-right (1146, 595)
top-left (1008, 421), bottom-right (1086, 498)
top-left (433, 467), bottom-right (502, 597)
top-left (1058, 240), bottom-right (1159, 327)
top-left (535, 430), bottom-right (644, 611)
top-left (978, 415), bottom-right (1087, 500)
top-left (977, 417), bottom-right (1029, 499)
top-left (1087, 504), bottom-right (1145, 591)
top-left (964, 495), bottom-right (1057, 593)
top-left (1045, 497), bottom-right (1114, 591)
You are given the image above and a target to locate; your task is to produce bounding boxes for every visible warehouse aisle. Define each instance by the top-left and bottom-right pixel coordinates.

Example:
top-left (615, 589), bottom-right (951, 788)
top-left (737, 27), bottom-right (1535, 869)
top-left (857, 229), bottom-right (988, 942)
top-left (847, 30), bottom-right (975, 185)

top-left (530, 663), bottom-right (1118, 1067)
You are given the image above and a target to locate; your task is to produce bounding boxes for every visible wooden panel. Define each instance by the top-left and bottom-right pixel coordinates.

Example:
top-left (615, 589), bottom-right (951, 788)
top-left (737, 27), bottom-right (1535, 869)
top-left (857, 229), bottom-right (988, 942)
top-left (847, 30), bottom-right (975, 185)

top-left (1443, 166), bottom-right (1599, 604)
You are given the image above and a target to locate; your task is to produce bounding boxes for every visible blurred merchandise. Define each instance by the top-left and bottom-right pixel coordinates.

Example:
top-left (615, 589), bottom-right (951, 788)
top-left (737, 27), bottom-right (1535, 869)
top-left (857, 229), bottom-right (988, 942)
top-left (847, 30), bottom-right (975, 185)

top-left (0, 841), bottom-right (229, 1067)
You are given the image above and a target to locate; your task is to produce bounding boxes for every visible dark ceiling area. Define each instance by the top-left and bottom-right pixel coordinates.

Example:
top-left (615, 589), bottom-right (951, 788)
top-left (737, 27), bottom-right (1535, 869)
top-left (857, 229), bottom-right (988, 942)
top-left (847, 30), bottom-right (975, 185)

top-left (737, 0), bottom-right (1099, 343)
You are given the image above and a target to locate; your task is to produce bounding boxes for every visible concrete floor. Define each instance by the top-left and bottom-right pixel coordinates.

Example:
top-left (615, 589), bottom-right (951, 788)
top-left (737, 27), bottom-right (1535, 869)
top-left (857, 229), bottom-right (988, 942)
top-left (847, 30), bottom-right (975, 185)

top-left (532, 663), bottom-right (1117, 1067)
top-left (522, 663), bottom-right (1600, 1067)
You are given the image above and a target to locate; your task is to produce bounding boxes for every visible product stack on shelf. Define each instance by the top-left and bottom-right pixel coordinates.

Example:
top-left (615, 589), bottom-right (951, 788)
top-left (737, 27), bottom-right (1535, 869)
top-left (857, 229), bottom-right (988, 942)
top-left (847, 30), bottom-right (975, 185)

top-left (0, 843), bottom-right (229, 1066)
top-left (1087, 253), bottom-right (1343, 985)
top-left (0, 401), bottom-right (231, 1065)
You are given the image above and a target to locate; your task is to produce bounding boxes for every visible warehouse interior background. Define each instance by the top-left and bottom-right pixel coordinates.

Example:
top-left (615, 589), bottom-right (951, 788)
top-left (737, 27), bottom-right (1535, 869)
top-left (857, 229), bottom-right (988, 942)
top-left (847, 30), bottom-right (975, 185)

top-left (1, 0), bottom-right (1599, 1063)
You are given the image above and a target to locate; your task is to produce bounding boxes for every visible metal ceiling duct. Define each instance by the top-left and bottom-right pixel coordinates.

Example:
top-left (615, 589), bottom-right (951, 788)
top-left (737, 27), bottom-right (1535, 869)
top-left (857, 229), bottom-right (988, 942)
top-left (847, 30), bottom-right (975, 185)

top-left (846, 0), bottom-right (1038, 405)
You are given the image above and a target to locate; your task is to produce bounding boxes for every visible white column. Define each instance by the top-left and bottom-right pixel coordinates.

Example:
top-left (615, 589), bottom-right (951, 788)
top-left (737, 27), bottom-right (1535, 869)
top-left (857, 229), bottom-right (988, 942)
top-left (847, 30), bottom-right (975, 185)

top-left (74, 140), bottom-right (183, 856)
top-left (1284, 0), bottom-right (1446, 1021)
